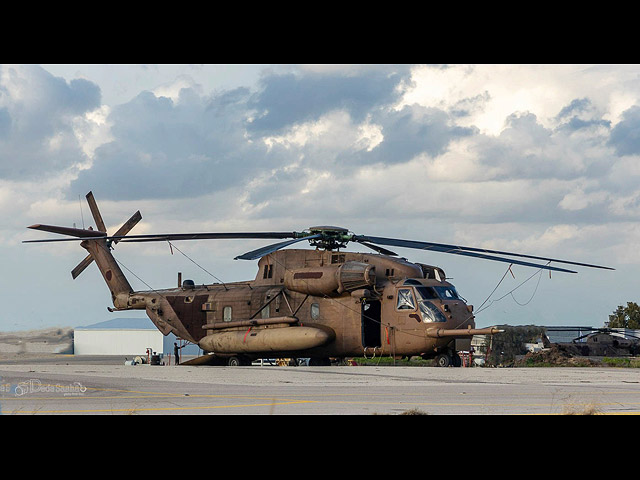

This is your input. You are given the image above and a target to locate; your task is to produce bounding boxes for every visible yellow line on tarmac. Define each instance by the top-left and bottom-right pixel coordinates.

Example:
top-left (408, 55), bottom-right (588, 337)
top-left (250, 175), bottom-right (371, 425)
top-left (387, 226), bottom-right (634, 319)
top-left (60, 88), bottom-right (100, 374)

top-left (9, 399), bottom-right (317, 414)
top-left (5, 383), bottom-right (640, 414)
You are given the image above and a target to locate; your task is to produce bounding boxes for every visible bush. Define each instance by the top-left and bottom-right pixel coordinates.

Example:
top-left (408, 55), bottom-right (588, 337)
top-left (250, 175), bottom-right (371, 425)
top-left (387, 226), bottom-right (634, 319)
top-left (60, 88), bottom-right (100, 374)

top-left (602, 357), bottom-right (640, 368)
top-left (484, 325), bottom-right (546, 366)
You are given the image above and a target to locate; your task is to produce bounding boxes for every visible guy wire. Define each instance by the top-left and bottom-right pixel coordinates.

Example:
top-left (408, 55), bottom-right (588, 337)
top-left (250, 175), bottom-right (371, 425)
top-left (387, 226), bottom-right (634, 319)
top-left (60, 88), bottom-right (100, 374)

top-left (167, 240), bottom-right (228, 290)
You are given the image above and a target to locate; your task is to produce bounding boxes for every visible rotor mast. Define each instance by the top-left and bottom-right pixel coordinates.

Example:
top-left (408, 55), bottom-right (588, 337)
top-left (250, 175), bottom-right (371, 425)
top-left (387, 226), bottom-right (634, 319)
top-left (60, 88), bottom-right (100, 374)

top-left (304, 226), bottom-right (351, 251)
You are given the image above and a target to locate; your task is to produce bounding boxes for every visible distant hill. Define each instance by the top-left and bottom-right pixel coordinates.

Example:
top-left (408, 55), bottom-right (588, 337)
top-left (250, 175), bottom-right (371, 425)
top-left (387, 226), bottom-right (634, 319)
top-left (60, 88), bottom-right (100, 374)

top-left (0, 318), bottom-right (201, 356)
top-left (0, 327), bottom-right (73, 354)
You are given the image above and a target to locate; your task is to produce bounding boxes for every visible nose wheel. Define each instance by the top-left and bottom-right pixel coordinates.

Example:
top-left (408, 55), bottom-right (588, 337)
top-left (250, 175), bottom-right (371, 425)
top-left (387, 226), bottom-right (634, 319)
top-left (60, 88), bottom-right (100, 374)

top-left (435, 352), bottom-right (462, 367)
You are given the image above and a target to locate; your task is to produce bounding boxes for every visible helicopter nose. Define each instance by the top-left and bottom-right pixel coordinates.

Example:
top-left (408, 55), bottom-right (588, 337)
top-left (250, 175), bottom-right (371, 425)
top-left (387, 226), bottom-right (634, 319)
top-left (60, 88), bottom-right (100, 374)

top-left (444, 302), bottom-right (475, 329)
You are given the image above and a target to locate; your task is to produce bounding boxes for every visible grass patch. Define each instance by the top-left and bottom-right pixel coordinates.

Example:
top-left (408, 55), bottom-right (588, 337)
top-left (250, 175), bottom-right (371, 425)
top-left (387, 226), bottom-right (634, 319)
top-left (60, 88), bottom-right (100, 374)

top-left (601, 357), bottom-right (640, 368)
top-left (349, 356), bottom-right (435, 367)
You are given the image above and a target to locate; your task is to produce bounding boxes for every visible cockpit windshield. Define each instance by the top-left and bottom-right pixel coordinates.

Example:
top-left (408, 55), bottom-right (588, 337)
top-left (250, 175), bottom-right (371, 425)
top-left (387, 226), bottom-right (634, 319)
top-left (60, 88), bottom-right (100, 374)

top-left (413, 285), bottom-right (459, 323)
top-left (397, 283), bottom-right (462, 323)
top-left (419, 301), bottom-right (447, 323)
top-left (434, 286), bottom-right (459, 300)
top-left (415, 285), bottom-right (460, 301)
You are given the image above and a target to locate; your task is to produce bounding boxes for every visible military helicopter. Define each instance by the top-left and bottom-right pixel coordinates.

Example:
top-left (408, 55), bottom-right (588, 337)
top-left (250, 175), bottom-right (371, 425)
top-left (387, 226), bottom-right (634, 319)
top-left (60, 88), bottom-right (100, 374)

top-left (547, 327), bottom-right (640, 357)
top-left (25, 192), bottom-right (614, 367)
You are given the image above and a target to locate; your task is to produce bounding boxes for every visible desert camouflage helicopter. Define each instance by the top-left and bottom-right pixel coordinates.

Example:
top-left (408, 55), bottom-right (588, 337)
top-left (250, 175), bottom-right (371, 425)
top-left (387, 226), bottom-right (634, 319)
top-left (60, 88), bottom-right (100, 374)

top-left (25, 192), bottom-right (614, 367)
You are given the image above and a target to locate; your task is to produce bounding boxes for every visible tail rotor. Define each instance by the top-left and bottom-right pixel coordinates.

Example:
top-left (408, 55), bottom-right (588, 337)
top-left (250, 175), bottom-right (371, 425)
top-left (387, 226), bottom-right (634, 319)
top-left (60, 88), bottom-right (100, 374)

top-left (26, 191), bottom-right (142, 280)
top-left (70, 191), bottom-right (141, 279)
top-left (71, 192), bottom-right (142, 280)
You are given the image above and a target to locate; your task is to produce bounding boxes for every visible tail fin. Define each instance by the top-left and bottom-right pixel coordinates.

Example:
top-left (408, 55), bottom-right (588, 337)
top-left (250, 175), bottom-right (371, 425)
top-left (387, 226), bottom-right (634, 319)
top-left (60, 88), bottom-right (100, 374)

top-left (28, 191), bottom-right (142, 308)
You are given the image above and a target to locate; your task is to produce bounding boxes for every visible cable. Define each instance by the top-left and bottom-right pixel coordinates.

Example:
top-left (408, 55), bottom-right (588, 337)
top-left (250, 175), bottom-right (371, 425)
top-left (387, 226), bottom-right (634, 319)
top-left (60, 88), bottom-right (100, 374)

top-left (510, 268), bottom-right (544, 306)
top-left (477, 263), bottom-right (548, 313)
top-left (95, 240), bottom-right (170, 301)
top-left (476, 264), bottom-right (512, 311)
top-left (167, 240), bottom-right (228, 290)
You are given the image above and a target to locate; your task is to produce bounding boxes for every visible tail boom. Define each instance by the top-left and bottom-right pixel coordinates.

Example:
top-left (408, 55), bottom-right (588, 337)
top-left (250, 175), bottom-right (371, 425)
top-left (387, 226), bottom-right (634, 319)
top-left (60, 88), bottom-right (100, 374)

top-left (80, 238), bottom-right (133, 308)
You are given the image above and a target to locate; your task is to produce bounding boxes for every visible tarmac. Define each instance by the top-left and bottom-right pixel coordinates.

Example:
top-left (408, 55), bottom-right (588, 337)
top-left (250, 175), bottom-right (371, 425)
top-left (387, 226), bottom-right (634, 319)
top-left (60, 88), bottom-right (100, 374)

top-left (1, 354), bottom-right (639, 414)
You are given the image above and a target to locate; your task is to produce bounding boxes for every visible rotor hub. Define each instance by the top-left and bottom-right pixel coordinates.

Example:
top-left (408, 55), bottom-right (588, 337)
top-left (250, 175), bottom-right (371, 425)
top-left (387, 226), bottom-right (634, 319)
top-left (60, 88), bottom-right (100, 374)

top-left (304, 226), bottom-right (352, 251)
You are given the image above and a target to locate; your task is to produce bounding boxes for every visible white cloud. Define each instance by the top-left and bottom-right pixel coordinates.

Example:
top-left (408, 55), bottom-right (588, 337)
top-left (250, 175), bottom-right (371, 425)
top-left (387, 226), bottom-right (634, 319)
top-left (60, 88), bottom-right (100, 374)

top-left (559, 183), bottom-right (609, 211)
top-left (400, 64), bottom-right (640, 135)
top-left (7, 64), bottom-right (640, 331)
top-left (152, 74), bottom-right (202, 102)
top-left (263, 110), bottom-right (384, 153)
top-left (72, 104), bottom-right (113, 162)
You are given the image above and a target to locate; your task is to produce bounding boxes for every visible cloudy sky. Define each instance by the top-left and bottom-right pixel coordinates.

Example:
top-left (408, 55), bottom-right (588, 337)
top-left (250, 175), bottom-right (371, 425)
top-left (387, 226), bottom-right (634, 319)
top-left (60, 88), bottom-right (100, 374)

top-left (2, 64), bottom-right (639, 332)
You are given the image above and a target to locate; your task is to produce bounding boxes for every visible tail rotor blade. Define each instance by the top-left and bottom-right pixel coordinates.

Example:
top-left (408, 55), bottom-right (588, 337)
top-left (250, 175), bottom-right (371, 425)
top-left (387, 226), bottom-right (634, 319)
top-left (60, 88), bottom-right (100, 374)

top-left (111, 211), bottom-right (142, 244)
top-left (85, 191), bottom-right (107, 233)
top-left (71, 254), bottom-right (94, 279)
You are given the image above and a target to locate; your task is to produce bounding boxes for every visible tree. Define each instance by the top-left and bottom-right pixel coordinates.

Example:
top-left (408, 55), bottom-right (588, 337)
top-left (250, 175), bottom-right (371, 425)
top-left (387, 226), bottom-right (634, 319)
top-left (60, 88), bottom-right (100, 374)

top-left (607, 302), bottom-right (640, 329)
top-left (484, 325), bottom-right (547, 366)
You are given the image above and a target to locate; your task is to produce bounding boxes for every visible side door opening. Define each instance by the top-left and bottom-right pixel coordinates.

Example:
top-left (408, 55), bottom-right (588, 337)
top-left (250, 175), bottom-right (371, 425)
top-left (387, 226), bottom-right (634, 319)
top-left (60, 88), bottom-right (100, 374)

top-left (361, 300), bottom-right (382, 348)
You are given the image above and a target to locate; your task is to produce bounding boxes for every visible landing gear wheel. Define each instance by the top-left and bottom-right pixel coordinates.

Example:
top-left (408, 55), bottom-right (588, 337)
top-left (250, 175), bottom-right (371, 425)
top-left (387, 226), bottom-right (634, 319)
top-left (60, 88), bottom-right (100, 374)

top-left (227, 356), bottom-right (250, 366)
top-left (436, 353), bottom-right (451, 367)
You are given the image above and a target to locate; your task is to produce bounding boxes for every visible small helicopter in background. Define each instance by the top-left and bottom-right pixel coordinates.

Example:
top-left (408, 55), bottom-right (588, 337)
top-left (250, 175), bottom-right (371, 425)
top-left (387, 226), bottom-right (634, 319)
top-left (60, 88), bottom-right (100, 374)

top-left (25, 192), bottom-right (614, 366)
top-left (546, 327), bottom-right (640, 357)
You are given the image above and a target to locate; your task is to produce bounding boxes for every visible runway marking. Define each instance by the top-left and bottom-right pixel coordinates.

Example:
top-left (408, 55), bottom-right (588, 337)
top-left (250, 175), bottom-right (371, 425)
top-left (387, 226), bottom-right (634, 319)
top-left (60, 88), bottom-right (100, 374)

top-left (5, 389), bottom-right (640, 414)
top-left (8, 399), bottom-right (317, 414)
top-left (3, 383), bottom-right (640, 399)
top-left (3, 380), bottom-right (640, 414)
top-left (2, 382), bottom-right (640, 400)
top-left (8, 401), bottom-right (640, 414)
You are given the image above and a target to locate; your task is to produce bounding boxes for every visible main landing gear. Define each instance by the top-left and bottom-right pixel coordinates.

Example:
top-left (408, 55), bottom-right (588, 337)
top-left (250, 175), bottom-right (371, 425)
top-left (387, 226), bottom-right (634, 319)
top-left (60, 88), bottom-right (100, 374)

top-left (226, 355), bottom-right (252, 366)
top-left (435, 351), bottom-right (462, 368)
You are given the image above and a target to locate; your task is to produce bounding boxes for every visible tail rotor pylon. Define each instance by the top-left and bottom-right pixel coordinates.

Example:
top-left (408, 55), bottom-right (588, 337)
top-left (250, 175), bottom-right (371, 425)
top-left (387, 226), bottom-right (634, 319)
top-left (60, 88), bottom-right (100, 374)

top-left (70, 192), bottom-right (142, 279)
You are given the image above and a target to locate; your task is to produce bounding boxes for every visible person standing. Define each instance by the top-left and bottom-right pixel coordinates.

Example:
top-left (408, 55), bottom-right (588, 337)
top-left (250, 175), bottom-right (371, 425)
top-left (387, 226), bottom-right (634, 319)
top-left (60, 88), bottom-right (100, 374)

top-left (174, 342), bottom-right (183, 365)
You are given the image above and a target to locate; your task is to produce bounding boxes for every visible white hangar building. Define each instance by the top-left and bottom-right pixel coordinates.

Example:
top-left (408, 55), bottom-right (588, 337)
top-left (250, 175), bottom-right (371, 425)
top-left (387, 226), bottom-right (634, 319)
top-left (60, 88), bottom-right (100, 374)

top-left (73, 317), bottom-right (200, 356)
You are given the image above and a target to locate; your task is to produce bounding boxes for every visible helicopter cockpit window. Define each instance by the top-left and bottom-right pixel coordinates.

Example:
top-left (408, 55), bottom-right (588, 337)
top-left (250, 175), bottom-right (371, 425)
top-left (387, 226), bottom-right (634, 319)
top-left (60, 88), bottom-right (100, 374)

top-left (310, 303), bottom-right (320, 320)
top-left (415, 286), bottom-right (438, 300)
top-left (419, 301), bottom-right (447, 323)
top-left (396, 289), bottom-right (416, 310)
top-left (433, 286), bottom-right (459, 300)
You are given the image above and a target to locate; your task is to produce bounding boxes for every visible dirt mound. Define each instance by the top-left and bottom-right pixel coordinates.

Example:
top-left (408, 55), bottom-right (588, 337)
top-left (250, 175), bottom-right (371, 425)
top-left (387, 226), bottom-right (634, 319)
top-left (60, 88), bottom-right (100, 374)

top-left (517, 344), bottom-right (599, 367)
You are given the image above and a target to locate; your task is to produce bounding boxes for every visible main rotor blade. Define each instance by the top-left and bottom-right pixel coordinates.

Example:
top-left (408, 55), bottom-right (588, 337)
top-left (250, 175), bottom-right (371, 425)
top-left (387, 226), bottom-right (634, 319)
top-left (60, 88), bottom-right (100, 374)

top-left (354, 235), bottom-right (614, 271)
top-left (352, 235), bottom-right (580, 273)
top-left (234, 234), bottom-right (322, 260)
top-left (27, 224), bottom-right (107, 238)
top-left (117, 231), bottom-right (298, 243)
top-left (23, 231), bottom-right (298, 243)
top-left (355, 240), bottom-right (398, 256)
top-left (85, 191), bottom-right (107, 233)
